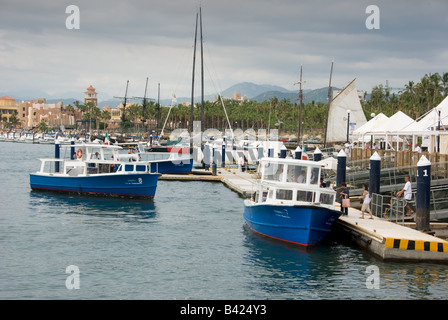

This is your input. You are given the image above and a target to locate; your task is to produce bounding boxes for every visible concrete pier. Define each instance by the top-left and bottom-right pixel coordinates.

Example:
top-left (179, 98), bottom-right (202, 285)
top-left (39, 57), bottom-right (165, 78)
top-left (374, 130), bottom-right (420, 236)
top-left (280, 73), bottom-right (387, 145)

top-left (337, 206), bottom-right (448, 262)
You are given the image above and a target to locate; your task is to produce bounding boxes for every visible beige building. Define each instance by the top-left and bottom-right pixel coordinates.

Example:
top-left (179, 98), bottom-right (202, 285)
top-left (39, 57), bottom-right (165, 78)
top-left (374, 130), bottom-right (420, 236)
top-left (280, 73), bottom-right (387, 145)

top-left (0, 96), bottom-right (18, 122)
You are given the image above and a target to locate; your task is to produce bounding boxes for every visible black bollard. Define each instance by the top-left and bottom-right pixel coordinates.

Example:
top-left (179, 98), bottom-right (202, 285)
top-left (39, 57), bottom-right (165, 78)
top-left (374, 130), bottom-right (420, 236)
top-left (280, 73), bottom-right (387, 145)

top-left (369, 151), bottom-right (381, 196)
top-left (313, 147), bottom-right (322, 162)
top-left (416, 155), bottom-right (431, 232)
top-left (280, 145), bottom-right (287, 158)
top-left (54, 141), bottom-right (60, 173)
top-left (70, 139), bottom-right (75, 160)
top-left (221, 143), bottom-right (226, 168)
top-left (294, 146), bottom-right (302, 160)
top-left (336, 149), bottom-right (346, 188)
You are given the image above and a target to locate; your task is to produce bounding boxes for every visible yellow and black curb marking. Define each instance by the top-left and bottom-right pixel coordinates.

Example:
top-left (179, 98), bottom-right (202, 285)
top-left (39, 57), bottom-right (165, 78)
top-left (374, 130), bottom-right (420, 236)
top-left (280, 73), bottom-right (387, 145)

top-left (384, 238), bottom-right (448, 253)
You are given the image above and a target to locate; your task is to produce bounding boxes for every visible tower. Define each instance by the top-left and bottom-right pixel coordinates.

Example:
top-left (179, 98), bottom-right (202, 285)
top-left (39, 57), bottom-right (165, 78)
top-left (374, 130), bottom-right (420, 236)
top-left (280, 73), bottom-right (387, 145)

top-left (84, 85), bottom-right (98, 106)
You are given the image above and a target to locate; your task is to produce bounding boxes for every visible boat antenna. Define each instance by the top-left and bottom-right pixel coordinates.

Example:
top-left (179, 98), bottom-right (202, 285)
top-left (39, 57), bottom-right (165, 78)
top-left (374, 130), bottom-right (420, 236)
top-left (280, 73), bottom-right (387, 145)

top-left (323, 60), bottom-right (334, 148)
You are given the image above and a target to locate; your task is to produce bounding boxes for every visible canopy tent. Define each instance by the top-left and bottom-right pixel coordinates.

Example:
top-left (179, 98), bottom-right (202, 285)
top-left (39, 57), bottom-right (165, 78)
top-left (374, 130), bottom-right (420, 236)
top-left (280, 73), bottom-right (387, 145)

top-left (325, 78), bottom-right (367, 143)
top-left (352, 113), bottom-right (389, 142)
top-left (417, 96), bottom-right (448, 131)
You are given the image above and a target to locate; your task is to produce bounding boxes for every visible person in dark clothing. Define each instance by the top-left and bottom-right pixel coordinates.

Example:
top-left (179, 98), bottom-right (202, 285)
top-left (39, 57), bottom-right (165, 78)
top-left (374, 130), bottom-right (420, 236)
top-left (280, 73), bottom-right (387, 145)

top-left (339, 182), bottom-right (349, 216)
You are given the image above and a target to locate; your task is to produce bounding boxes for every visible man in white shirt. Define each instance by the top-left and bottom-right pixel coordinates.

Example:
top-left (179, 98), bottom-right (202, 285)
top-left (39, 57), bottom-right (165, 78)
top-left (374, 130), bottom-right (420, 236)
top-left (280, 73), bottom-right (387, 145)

top-left (397, 175), bottom-right (414, 216)
top-left (414, 144), bottom-right (422, 153)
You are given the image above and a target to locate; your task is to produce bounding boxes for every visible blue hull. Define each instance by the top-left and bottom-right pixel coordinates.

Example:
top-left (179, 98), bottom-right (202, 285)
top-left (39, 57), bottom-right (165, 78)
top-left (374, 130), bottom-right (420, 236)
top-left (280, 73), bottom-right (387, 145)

top-left (243, 203), bottom-right (341, 246)
top-left (150, 159), bottom-right (193, 174)
top-left (30, 173), bottom-right (160, 198)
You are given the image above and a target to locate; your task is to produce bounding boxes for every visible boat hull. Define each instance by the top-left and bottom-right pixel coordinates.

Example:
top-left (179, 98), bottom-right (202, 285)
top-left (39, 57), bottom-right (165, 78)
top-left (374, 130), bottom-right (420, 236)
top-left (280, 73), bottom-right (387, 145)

top-left (243, 202), bottom-right (341, 246)
top-left (149, 158), bottom-right (193, 174)
top-left (30, 173), bottom-right (160, 198)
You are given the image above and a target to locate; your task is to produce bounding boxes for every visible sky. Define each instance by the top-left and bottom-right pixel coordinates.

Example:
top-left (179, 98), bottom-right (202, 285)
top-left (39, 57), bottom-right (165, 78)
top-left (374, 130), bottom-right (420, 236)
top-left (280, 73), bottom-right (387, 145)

top-left (1, 0), bottom-right (447, 102)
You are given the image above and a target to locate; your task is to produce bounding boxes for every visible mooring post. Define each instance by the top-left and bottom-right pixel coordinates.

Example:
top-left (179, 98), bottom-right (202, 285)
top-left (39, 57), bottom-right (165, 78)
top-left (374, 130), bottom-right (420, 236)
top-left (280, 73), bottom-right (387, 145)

top-left (294, 146), bottom-right (302, 160)
top-left (336, 149), bottom-right (347, 188)
top-left (70, 139), bottom-right (75, 160)
top-left (369, 151), bottom-right (381, 196)
top-left (416, 155), bottom-right (431, 232)
top-left (54, 141), bottom-right (60, 173)
top-left (313, 147), bottom-right (322, 162)
top-left (221, 143), bottom-right (226, 168)
top-left (280, 145), bottom-right (287, 159)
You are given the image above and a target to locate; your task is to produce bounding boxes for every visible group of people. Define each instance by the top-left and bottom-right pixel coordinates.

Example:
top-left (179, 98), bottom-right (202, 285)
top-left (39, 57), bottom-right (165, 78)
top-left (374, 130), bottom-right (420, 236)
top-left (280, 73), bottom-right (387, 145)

top-left (338, 175), bottom-right (414, 219)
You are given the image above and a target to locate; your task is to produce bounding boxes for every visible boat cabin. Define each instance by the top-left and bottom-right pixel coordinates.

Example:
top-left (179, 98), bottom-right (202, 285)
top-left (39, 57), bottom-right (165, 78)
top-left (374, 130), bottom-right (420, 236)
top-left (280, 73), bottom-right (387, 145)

top-left (254, 158), bottom-right (336, 208)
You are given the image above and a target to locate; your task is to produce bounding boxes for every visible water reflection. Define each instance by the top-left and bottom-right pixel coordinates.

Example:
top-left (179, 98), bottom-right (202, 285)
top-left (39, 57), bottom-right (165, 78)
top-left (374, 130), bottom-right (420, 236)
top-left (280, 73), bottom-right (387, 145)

top-left (29, 191), bottom-right (157, 222)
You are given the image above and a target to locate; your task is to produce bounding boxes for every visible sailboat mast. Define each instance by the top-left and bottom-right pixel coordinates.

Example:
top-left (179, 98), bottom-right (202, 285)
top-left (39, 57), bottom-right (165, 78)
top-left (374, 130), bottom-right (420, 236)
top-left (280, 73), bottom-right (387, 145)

top-left (298, 65), bottom-right (303, 146)
top-left (323, 60), bottom-right (334, 148)
top-left (200, 7), bottom-right (205, 133)
top-left (122, 80), bottom-right (129, 123)
top-left (190, 12), bottom-right (198, 134)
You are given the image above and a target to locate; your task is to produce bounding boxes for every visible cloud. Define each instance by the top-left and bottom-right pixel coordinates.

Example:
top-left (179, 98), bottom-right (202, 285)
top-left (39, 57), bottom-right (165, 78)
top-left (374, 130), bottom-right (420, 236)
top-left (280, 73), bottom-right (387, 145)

top-left (0, 0), bottom-right (447, 101)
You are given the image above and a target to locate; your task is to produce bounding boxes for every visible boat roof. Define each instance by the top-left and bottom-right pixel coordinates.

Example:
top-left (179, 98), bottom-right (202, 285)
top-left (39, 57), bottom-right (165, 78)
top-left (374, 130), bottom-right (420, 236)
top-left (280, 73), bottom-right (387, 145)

top-left (67, 143), bottom-right (123, 150)
top-left (260, 157), bottom-right (325, 168)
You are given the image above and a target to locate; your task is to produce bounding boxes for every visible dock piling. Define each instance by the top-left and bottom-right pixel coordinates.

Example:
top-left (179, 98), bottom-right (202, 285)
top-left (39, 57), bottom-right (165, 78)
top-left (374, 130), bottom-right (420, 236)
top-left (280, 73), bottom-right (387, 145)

top-left (417, 156), bottom-right (431, 232)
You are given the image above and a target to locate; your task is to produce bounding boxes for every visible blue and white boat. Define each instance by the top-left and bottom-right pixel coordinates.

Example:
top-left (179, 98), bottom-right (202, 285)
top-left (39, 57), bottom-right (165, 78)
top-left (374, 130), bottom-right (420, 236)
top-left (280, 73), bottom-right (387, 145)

top-left (243, 157), bottom-right (340, 246)
top-left (30, 143), bottom-right (160, 198)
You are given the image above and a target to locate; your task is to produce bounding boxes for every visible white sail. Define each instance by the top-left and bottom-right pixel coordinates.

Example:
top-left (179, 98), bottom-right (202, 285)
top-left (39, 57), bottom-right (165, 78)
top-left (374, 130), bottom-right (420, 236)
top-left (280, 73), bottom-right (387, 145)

top-left (326, 79), bottom-right (367, 143)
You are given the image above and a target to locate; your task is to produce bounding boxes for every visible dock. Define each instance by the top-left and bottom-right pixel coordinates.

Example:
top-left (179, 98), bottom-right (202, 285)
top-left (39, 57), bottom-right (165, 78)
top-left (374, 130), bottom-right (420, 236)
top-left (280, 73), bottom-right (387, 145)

top-left (159, 168), bottom-right (448, 263)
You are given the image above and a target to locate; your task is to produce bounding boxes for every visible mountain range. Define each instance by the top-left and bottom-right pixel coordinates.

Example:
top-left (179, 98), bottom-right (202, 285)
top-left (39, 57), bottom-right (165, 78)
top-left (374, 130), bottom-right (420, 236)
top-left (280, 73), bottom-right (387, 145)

top-left (1, 82), bottom-right (340, 108)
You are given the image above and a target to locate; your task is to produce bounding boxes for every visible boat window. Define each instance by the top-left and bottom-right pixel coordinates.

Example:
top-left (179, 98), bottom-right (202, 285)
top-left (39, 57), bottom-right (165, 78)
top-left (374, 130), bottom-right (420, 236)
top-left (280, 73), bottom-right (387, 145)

top-left (286, 164), bottom-right (307, 184)
top-left (125, 164), bottom-right (134, 172)
top-left (319, 193), bottom-right (335, 205)
top-left (310, 167), bottom-right (320, 185)
top-left (297, 190), bottom-right (315, 202)
top-left (276, 189), bottom-right (293, 201)
top-left (263, 163), bottom-right (284, 182)
top-left (136, 165), bottom-right (147, 172)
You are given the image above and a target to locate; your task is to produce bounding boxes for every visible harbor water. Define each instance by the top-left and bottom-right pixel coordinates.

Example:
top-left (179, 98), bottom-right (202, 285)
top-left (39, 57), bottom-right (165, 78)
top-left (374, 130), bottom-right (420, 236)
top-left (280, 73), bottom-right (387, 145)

top-left (1, 142), bottom-right (447, 300)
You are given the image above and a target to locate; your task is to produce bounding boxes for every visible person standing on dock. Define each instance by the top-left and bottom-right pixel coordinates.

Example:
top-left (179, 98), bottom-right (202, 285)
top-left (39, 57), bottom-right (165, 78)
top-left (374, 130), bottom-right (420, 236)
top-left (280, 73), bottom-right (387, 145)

top-left (360, 184), bottom-right (374, 219)
top-left (339, 182), bottom-right (349, 216)
top-left (397, 175), bottom-right (414, 216)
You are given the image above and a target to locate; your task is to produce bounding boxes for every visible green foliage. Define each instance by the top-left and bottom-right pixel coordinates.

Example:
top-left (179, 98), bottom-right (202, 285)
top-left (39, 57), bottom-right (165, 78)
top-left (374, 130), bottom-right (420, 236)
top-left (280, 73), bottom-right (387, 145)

top-left (362, 72), bottom-right (448, 119)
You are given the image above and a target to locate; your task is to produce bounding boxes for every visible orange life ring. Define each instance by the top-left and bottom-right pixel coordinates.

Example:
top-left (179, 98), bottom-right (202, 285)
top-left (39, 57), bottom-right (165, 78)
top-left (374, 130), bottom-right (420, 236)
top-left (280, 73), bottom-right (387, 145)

top-left (76, 149), bottom-right (83, 159)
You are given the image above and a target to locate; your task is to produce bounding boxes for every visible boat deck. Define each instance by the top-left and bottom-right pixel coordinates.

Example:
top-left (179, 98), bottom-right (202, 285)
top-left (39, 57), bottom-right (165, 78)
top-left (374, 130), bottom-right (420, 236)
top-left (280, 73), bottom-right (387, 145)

top-left (159, 167), bottom-right (448, 262)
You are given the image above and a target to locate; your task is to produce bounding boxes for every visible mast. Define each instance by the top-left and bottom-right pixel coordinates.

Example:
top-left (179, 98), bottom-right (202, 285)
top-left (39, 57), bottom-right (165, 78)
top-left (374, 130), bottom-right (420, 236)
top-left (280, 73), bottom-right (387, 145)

top-left (323, 60), bottom-right (334, 148)
top-left (200, 6), bottom-right (205, 133)
top-left (156, 83), bottom-right (161, 130)
top-left (114, 80), bottom-right (129, 133)
top-left (298, 65), bottom-right (304, 146)
top-left (190, 12), bottom-right (198, 134)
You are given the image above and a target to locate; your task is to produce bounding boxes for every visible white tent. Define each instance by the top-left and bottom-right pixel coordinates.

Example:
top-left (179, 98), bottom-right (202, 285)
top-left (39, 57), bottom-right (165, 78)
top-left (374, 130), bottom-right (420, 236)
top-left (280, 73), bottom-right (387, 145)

top-left (417, 96), bottom-right (448, 131)
top-left (369, 111), bottom-right (414, 133)
top-left (326, 78), bottom-right (367, 143)
top-left (353, 113), bottom-right (388, 135)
